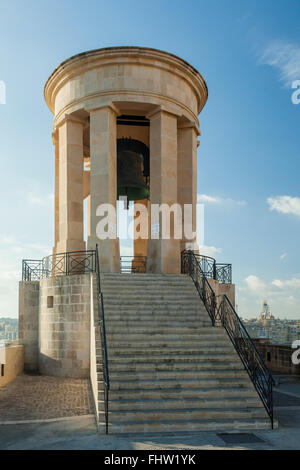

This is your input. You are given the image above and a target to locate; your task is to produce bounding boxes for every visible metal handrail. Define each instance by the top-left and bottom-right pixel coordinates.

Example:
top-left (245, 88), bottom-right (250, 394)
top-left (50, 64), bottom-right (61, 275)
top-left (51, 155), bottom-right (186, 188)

top-left (218, 294), bottom-right (274, 427)
top-left (95, 245), bottom-right (110, 435)
top-left (181, 250), bottom-right (217, 325)
top-left (194, 254), bottom-right (232, 284)
top-left (181, 249), bottom-right (274, 428)
top-left (22, 250), bottom-right (97, 280)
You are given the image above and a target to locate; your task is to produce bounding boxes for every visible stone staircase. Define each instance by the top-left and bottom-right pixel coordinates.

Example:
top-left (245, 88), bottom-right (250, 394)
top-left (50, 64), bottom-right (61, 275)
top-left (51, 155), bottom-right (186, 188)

top-left (97, 273), bottom-right (271, 434)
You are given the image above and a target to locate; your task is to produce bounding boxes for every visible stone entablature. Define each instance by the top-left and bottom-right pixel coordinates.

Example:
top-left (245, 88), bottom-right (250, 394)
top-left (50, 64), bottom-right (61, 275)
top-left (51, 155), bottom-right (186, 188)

top-left (44, 46), bottom-right (208, 128)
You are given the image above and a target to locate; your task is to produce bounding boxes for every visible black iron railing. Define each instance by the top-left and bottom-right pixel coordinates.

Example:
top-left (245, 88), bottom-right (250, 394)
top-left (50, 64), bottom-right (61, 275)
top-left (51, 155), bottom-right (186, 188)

top-left (95, 245), bottom-right (110, 435)
top-left (120, 256), bottom-right (147, 274)
top-left (22, 259), bottom-right (44, 281)
top-left (194, 254), bottom-right (232, 284)
top-left (181, 249), bottom-right (274, 428)
top-left (182, 250), bottom-right (217, 325)
top-left (218, 295), bottom-right (274, 427)
top-left (22, 251), bottom-right (97, 281)
top-left (215, 263), bottom-right (232, 284)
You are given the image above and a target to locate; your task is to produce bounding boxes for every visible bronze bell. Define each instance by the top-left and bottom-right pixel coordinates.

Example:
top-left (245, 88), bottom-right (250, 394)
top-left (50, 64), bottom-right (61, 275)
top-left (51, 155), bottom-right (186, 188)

top-left (117, 139), bottom-right (150, 202)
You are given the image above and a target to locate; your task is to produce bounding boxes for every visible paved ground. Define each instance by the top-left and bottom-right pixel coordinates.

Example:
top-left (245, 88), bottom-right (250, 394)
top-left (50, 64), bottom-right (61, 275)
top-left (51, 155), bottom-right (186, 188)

top-left (0, 373), bottom-right (300, 450)
top-left (0, 373), bottom-right (93, 421)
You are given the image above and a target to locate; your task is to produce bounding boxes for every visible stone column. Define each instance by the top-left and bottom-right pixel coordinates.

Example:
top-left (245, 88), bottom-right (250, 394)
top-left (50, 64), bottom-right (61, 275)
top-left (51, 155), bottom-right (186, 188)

top-left (52, 130), bottom-right (59, 255)
top-left (56, 116), bottom-right (86, 253)
top-left (147, 109), bottom-right (180, 274)
top-left (87, 105), bottom-right (120, 272)
top-left (133, 198), bottom-right (149, 271)
top-left (177, 122), bottom-right (199, 252)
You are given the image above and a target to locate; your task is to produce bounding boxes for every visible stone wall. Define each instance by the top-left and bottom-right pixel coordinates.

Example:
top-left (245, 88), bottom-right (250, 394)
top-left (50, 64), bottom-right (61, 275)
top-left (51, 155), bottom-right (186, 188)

top-left (0, 341), bottom-right (24, 387)
top-left (39, 274), bottom-right (91, 378)
top-left (19, 281), bottom-right (39, 371)
top-left (253, 340), bottom-right (300, 376)
top-left (208, 278), bottom-right (236, 309)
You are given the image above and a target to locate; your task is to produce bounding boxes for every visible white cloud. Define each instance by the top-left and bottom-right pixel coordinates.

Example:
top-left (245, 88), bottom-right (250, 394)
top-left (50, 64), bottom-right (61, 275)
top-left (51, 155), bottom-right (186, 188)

top-left (199, 245), bottom-right (222, 258)
top-left (245, 275), bottom-right (267, 293)
top-left (267, 195), bottom-right (300, 217)
top-left (197, 194), bottom-right (221, 204)
top-left (27, 192), bottom-right (54, 206)
top-left (272, 279), bottom-right (284, 289)
top-left (197, 194), bottom-right (246, 206)
top-left (259, 40), bottom-right (300, 87)
top-left (0, 235), bottom-right (50, 256)
top-left (287, 296), bottom-right (296, 304)
top-left (272, 277), bottom-right (300, 290)
top-left (0, 270), bottom-right (19, 281)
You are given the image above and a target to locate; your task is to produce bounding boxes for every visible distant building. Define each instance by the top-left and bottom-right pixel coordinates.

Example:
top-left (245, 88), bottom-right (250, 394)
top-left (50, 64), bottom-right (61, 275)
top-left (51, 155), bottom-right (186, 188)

top-left (242, 301), bottom-right (300, 346)
top-left (0, 318), bottom-right (18, 342)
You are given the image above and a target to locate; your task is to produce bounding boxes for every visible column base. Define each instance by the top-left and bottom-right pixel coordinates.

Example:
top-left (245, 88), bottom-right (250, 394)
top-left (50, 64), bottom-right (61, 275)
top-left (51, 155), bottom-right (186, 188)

top-left (180, 240), bottom-right (199, 254)
top-left (55, 239), bottom-right (86, 254)
top-left (88, 236), bottom-right (120, 273)
top-left (147, 239), bottom-right (181, 274)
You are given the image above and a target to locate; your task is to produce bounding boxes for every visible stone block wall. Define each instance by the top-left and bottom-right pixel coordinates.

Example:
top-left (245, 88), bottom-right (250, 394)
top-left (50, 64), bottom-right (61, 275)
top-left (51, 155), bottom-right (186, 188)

top-left (0, 342), bottom-right (24, 387)
top-left (253, 340), bottom-right (300, 376)
top-left (39, 274), bottom-right (91, 378)
top-left (19, 281), bottom-right (39, 371)
top-left (208, 278), bottom-right (236, 309)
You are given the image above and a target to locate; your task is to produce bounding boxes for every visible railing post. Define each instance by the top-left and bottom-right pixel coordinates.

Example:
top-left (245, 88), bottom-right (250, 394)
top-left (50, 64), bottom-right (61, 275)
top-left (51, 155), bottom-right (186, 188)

top-left (213, 261), bottom-right (217, 280)
top-left (188, 250), bottom-right (192, 277)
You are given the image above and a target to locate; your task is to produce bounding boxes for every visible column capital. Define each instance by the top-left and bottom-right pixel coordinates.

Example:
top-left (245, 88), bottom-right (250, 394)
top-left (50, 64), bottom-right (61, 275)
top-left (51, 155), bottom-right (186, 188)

top-left (54, 113), bottom-right (88, 131)
top-left (146, 106), bottom-right (181, 121)
top-left (86, 101), bottom-right (120, 116)
top-left (177, 120), bottom-right (201, 136)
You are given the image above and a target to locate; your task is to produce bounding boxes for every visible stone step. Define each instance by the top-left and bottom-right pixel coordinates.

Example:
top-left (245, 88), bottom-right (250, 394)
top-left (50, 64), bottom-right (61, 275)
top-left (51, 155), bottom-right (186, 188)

top-left (105, 331), bottom-right (228, 340)
top-left (99, 417), bottom-right (271, 434)
top-left (102, 284), bottom-right (196, 291)
top-left (102, 274), bottom-right (190, 280)
top-left (105, 319), bottom-right (212, 328)
top-left (100, 386), bottom-right (258, 401)
top-left (99, 396), bottom-right (263, 412)
top-left (102, 377), bottom-right (251, 391)
top-left (102, 282), bottom-right (193, 288)
top-left (101, 407), bottom-right (267, 423)
top-left (104, 310), bottom-right (209, 318)
top-left (104, 341), bottom-right (234, 350)
top-left (103, 293), bottom-right (201, 308)
top-left (105, 327), bottom-right (223, 335)
top-left (104, 358), bottom-right (242, 369)
top-left (107, 369), bottom-right (249, 381)
top-left (106, 349), bottom-right (239, 359)
top-left (102, 284), bottom-right (195, 291)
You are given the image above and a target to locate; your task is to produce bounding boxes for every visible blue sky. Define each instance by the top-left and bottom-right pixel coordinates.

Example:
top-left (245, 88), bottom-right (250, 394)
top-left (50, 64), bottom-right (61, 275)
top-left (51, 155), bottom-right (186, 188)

top-left (0, 0), bottom-right (299, 319)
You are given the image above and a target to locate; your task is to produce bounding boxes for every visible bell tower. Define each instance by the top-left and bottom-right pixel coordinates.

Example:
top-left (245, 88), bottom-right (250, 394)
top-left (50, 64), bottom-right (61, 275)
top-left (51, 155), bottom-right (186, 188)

top-left (44, 46), bottom-right (208, 274)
